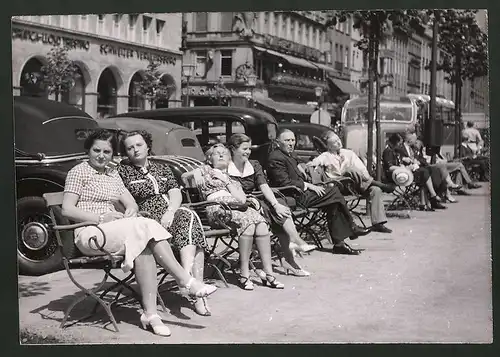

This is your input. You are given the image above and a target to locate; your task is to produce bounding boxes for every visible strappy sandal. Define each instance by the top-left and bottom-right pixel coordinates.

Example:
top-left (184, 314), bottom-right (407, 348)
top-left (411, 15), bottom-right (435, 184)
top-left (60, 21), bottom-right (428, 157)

top-left (238, 275), bottom-right (254, 291)
top-left (260, 273), bottom-right (284, 289)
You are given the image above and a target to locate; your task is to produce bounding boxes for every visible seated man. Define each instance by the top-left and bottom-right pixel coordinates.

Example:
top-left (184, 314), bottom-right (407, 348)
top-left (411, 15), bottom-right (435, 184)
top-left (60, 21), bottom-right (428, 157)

top-left (417, 140), bottom-right (481, 191)
top-left (267, 129), bottom-right (370, 256)
top-left (459, 137), bottom-right (489, 182)
top-left (306, 131), bottom-right (394, 233)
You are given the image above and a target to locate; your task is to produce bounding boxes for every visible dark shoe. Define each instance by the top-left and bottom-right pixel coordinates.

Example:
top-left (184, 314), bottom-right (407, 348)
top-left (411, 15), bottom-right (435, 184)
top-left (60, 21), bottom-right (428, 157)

top-left (380, 183), bottom-right (396, 193)
top-left (456, 189), bottom-right (471, 196)
top-left (467, 182), bottom-right (482, 189)
top-left (448, 184), bottom-right (463, 190)
top-left (371, 224), bottom-right (392, 233)
top-left (350, 225), bottom-right (370, 239)
top-left (332, 243), bottom-right (362, 255)
top-left (430, 197), bottom-right (447, 209)
top-left (418, 205), bottom-right (435, 212)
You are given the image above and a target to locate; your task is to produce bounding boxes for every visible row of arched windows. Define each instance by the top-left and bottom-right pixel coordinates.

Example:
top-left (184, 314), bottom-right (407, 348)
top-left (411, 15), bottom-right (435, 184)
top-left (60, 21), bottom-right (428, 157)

top-left (18, 57), bottom-right (176, 118)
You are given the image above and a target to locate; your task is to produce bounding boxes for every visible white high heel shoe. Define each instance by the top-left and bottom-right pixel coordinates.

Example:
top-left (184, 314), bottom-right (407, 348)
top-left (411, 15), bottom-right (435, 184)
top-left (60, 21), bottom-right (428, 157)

top-left (179, 277), bottom-right (217, 298)
top-left (140, 313), bottom-right (171, 337)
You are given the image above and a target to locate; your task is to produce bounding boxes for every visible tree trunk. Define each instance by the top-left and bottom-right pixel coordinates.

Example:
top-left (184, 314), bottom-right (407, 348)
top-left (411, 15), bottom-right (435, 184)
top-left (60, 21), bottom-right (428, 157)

top-left (366, 30), bottom-right (375, 176)
top-left (374, 37), bottom-right (382, 181)
top-left (454, 49), bottom-right (462, 159)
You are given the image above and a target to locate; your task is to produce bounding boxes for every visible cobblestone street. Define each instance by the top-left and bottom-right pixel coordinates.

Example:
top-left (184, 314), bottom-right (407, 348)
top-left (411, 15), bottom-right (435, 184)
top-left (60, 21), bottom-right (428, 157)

top-left (18, 185), bottom-right (492, 344)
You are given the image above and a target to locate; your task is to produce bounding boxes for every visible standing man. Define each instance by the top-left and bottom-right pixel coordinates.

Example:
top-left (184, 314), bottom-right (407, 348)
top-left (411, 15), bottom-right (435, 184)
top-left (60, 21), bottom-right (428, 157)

top-left (307, 131), bottom-right (395, 233)
top-left (461, 121), bottom-right (484, 157)
top-left (267, 129), bottom-right (370, 256)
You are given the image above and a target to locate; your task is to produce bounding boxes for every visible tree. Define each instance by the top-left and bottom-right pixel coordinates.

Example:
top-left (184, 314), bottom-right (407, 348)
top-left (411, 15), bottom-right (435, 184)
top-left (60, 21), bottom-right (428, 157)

top-left (422, 10), bottom-right (488, 157)
top-left (324, 10), bottom-right (425, 179)
top-left (39, 44), bottom-right (81, 101)
top-left (209, 77), bottom-right (232, 106)
top-left (136, 59), bottom-right (176, 108)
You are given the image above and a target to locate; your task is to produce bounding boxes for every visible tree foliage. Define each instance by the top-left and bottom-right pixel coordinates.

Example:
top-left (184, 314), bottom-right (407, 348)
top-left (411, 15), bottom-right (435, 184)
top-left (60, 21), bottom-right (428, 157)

top-left (209, 77), bottom-right (232, 105)
top-left (39, 45), bottom-right (81, 100)
top-left (324, 10), bottom-right (426, 51)
top-left (424, 10), bottom-right (488, 83)
top-left (136, 60), bottom-right (175, 106)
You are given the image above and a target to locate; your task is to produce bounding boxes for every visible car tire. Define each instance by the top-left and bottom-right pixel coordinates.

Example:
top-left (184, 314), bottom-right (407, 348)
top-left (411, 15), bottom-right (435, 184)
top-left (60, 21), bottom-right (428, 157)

top-left (17, 196), bottom-right (78, 276)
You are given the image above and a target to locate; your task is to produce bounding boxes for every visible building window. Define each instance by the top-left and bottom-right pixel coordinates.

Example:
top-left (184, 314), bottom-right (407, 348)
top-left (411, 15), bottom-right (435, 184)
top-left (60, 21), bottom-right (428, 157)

top-left (194, 12), bottom-right (208, 32)
top-left (339, 45), bottom-right (344, 65)
top-left (98, 14), bottom-right (105, 21)
top-left (195, 51), bottom-right (207, 77)
top-left (129, 14), bottom-right (138, 27)
top-left (220, 50), bottom-right (233, 77)
top-left (79, 15), bottom-right (88, 32)
top-left (97, 14), bottom-right (105, 34)
top-left (142, 15), bottom-right (152, 44)
top-left (220, 12), bottom-right (234, 32)
top-left (273, 15), bottom-right (279, 36)
top-left (344, 46), bottom-right (349, 68)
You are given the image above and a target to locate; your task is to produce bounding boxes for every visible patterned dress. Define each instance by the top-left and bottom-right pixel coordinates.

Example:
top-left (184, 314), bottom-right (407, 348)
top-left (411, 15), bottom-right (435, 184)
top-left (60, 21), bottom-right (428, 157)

top-left (199, 164), bottom-right (267, 236)
top-left (118, 160), bottom-right (208, 251)
top-left (64, 161), bottom-right (171, 273)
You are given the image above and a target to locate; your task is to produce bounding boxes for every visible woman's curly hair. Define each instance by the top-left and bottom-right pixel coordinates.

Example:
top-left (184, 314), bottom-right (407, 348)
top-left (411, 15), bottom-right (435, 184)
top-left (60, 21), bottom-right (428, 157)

top-left (204, 143), bottom-right (230, 165)
top-left (118, 130), bottom-right (153, 156)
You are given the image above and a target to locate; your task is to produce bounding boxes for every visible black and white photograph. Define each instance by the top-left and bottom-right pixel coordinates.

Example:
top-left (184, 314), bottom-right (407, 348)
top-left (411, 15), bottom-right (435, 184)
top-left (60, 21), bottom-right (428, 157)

top-left (14, 9), bottom-right (491, 344)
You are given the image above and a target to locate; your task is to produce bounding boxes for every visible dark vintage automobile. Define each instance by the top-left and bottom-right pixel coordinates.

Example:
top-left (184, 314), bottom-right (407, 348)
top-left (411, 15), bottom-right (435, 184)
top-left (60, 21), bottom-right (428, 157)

top-left (277, 122), bottom-right (336, 162)
top-left (112, 106), bottom-right (278, 167)
top-left (15, 96), bottom-right (100, 275)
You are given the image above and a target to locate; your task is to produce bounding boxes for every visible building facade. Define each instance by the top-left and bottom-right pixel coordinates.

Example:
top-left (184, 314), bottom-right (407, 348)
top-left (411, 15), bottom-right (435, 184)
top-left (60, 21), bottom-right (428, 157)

top-left (12, 14), bottom-right (183, 119)
top-left (182, 11), bottom-right (358, 122)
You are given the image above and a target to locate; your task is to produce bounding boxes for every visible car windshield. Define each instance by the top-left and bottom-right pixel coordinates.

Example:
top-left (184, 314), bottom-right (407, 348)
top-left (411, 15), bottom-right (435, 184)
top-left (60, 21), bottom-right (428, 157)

top-left (344, 97), bottom-right (414, 123)
top-left (15, 116), bottom-right (99, 157)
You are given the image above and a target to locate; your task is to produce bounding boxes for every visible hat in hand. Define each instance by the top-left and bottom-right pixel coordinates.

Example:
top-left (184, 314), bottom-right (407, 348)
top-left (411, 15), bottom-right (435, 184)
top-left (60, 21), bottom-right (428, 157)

top-left (391, 167), bottom-right (414, 187)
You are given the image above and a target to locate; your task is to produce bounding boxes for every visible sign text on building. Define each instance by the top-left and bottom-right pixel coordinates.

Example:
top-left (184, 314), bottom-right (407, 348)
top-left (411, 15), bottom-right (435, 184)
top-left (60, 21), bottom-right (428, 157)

top-left (12, 28), bottom-right (90, 51)
top-left (99, 44), bottom-right (177, 65)
top-left (263, 35), bottom-right (322, 62)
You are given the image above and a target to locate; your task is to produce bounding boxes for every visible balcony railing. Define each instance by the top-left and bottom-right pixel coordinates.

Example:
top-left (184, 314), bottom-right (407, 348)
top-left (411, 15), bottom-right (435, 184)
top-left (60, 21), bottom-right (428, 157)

top-left (334, 61), bottom-right (344, 71)
top-left (186, 31), bottom-right (238, 40)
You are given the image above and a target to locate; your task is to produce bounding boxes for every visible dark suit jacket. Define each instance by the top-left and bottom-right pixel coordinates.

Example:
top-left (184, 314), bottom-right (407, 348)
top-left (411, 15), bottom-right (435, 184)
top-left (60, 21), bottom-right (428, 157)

top-left (267, 146), bottom-right (308, 192)
top-left (382, 146), bottom-right (400, 176)
top-left (396, 144), bottom-right (428, 167)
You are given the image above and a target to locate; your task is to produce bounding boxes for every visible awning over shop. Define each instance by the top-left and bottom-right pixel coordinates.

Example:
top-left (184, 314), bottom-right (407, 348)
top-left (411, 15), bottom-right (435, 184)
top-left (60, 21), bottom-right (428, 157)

top-left (311, 62), bottom-right (335, 74)
top-left (254, 97), bottom-right (316, 115)
top-left (254, 46), bottom-right (318, 70)
top-left (328, 77), bottom-right (360, 95)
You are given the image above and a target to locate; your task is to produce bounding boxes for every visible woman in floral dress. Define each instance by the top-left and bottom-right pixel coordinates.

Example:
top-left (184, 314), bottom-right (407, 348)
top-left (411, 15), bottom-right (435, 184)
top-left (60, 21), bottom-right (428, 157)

top-left (182, 143), bottom-right (284, 291)
top-left (117, 130), bottom-right (212, 316)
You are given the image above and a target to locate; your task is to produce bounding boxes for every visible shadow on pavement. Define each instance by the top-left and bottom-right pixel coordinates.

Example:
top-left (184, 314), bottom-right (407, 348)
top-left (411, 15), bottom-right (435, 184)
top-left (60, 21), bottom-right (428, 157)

top-left (26, 280), bottom-right (208, 332)
top-left (19, 281), bottom-right (52, 297)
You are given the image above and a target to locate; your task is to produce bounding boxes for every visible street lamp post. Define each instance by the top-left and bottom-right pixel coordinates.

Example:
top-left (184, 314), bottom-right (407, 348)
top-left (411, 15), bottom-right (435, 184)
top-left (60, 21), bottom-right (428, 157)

top-left (182, 64), bottom-right (196, 107)
top-left (246, 73), bottom-right (257, 107)
top-left (315, 86), bottom-right (323, 125)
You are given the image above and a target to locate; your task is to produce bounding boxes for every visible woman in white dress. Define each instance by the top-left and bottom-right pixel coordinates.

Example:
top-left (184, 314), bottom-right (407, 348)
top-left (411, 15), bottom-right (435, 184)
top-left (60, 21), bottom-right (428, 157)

top-left (61, 129), bottom-right (217, 337)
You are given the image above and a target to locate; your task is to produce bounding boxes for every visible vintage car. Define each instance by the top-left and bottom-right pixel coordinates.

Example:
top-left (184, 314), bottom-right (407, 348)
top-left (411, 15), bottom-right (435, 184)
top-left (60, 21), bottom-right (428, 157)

top-left (112, 106), bottom-right (278, 167)
top-left (15, 96), bottom-right (100, 276)
top-left (277, 122), bottom-right (336, 162)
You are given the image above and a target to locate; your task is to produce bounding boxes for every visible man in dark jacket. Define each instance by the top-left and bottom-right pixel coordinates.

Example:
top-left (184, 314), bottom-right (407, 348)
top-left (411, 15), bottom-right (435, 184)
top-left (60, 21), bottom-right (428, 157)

top-left (267, 129), bottom-right (369, 255)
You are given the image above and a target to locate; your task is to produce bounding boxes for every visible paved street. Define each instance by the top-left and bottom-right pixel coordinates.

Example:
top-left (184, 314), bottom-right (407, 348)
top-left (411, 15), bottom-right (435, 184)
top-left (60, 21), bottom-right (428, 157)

top-left (18, 186), bottom-right (492, 344)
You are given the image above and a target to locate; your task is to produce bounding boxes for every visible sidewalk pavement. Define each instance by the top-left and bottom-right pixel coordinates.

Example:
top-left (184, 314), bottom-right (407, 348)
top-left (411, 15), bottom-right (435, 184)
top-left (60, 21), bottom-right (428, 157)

top-left (18, 185), bottom-right (492, 344)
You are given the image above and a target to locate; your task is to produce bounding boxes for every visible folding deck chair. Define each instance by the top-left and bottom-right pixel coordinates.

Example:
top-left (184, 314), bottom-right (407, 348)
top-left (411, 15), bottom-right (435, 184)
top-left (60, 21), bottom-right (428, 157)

top-left (42, 192), bottom-right (167, 333)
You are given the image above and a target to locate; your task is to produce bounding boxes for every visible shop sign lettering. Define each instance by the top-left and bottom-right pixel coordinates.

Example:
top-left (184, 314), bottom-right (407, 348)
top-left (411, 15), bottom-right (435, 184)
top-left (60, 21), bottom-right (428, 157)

top-left (99, 44), bottom-right (177, 65)
top-left (181, 86), bottom-right (240, 97)
top-left (264, 34), bottom-right (321, 61)
top-left (11, 28), bottom-right (90, 50)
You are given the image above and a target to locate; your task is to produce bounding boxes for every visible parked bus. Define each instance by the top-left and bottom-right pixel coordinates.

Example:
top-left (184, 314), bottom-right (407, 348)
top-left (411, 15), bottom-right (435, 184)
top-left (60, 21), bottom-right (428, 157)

top-left (340, 93), bottom-right (456, 161)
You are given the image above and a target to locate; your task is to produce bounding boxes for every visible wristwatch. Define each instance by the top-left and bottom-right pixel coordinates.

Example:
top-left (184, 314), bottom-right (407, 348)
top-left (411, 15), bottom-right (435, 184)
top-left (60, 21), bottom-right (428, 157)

top-left (98, 214), bottom-right (105, 225)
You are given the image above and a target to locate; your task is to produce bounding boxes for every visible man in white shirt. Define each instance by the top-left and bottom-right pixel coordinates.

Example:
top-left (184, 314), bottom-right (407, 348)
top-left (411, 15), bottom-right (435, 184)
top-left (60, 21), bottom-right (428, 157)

top-left (307, 131), bottom-right (394, 233)
top-left (461, 121), bottom-right (484, 156)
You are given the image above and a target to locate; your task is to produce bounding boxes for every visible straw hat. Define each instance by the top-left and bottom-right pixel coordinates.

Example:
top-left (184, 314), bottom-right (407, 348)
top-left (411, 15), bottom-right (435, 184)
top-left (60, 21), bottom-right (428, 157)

top-left (392, 167), bottom-right (414, 187)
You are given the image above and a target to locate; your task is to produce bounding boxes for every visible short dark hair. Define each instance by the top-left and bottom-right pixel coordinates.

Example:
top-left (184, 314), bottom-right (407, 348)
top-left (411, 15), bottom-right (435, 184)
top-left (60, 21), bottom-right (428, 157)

top-left (119, 130), bottom-right (153, 156)
top-left (466, 121), bottom-right (474, 128)
top-left (388, 133), bottom-right (403, 146)
top-left (227, 133), bottom-right (251, 153)
top-left (83, 129), bottom-right (117, 154)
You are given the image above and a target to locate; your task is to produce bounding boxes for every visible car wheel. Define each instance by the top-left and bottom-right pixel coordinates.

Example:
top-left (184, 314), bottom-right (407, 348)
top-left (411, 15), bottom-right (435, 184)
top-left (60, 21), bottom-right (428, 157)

top-left (17, 196), bottom-right (78, 276)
